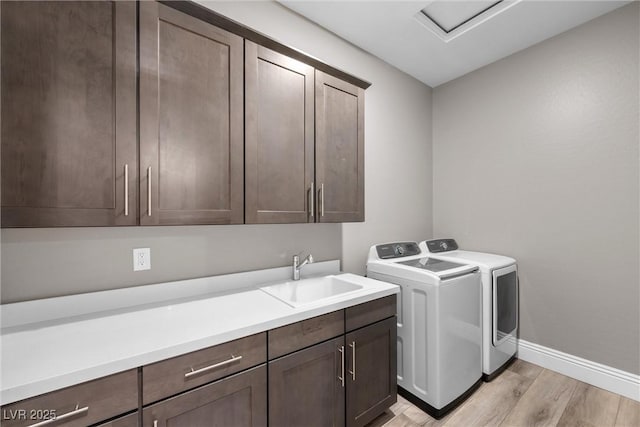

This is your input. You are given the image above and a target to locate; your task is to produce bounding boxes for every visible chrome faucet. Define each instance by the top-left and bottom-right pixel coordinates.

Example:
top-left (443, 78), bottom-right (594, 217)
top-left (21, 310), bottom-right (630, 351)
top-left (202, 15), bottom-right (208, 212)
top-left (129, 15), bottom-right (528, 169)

top-left (292, 253), bottom-right (314, 280)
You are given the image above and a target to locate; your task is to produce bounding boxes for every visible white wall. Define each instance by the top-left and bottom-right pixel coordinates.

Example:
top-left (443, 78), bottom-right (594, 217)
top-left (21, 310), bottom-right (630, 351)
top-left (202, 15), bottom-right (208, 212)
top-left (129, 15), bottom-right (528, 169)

top-left (432, 3), bottom-right (639, 374)
top-left (0, 1), bottom-right (433, 302)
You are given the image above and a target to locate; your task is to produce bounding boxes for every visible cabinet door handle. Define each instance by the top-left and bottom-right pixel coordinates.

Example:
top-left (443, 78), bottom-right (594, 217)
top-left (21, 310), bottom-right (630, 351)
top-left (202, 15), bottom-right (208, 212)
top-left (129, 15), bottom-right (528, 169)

top-left (124, 164), bottom-right (129, 216)
top-left (338, 345), bottom-right (345, 387)
top-left (147, 166), bottom-right (152, 216)
top-left (153, 420), bottom-right (158, 427)
top-left (320, 183), bottom-right (325, 217)
top-left (28, 405), bottom-right (88, 427)
top-left (349, 341), bottom-right (356, 381)
top-left (184, 355), bottom-right (243, 379)
top-left (309, 182), bottom-right (315, 218)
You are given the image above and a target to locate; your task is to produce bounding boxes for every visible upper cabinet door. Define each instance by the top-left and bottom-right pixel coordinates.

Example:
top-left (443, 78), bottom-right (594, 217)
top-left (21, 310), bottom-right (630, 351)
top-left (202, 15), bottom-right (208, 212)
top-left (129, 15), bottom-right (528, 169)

top-left (139, 2), bottom-right (244, 225)
top-left (315, 71), bottom-right (365, 223)
top-left (244, 41), bottom-right (315, 224)
top-left (1, 1), bottom-right (137, 227)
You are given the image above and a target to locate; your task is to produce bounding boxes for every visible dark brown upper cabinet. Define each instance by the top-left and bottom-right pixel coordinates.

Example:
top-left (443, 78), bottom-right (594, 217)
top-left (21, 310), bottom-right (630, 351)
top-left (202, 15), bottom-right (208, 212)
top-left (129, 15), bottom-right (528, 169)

top-left (315, 71), bottom-right (365, 223)
top-left (245, 55), bottom-right (365, 225)
top-left (244, 41), bottom-right (315, 224)
top-left (1, 1), bottom-right (368, 228)
top-left (139, 2), bottom-right (244, 225)
top-left (0, 1), bottom-right (138, 227)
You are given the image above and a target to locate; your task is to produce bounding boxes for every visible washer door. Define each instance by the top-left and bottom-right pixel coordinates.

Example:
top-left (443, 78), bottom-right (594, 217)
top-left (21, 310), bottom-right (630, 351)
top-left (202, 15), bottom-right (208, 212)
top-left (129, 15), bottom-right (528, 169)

top-left (492, 264), bottom-right (518, 346)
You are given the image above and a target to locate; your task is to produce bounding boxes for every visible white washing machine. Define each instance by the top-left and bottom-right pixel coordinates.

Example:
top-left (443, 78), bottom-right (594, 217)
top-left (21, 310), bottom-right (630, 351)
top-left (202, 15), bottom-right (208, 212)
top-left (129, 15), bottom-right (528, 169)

top-left (421, 239), bottom-right (518, 381)
top-left (366, 242), bottom-right (482, 419)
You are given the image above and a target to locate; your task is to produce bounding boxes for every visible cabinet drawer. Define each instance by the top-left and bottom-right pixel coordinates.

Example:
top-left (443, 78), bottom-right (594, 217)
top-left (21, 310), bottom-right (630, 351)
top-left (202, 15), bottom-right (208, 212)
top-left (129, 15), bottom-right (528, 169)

top-left (268, 310), bottom-right (344, 359)
top-left (0, 370), bottom-right (137, 427)
top-left (346, 295), bottom-right (396, 332)
top-left (143, 332), bottom-right (266, 405)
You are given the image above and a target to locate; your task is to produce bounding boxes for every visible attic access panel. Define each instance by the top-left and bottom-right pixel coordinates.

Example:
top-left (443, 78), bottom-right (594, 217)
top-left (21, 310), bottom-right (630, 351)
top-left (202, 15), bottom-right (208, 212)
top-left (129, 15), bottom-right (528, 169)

top-left (421, 0), bottom-right (503, 34)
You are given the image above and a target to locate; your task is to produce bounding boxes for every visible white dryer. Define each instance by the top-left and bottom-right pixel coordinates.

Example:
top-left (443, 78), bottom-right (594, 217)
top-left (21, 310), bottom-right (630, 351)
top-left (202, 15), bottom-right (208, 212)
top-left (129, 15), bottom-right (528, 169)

top-left (421, 239), bottom-right (518, 381)
top-left (367, 242), bottom-right (482, 419)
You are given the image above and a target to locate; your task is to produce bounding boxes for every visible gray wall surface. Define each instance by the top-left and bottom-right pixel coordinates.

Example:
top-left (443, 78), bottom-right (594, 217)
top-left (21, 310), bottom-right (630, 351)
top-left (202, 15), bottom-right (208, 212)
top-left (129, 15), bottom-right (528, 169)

top-left (0, 1), bottom-right (433, 302)
top-left (432, 3), bottom-right (639, 374)
top-left (1, 224), bottom-right (341, 302)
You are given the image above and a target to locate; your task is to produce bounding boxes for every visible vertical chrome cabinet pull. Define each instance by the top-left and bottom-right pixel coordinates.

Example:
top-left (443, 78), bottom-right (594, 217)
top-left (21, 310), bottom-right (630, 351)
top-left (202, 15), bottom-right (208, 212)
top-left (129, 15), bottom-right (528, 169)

top-left (348, 341), bottom-right (356, 381)
top-left (124, 164), bottom-right (129, 216)
top-left (27, 405), bottom-right (88, 427)
top-left (320, 183), bottom-right (325, 217)
top-left (147, 166), bottom-right (152, 216)
top-left (338, 345), bottom-right (345, 387)
top-left (309, 182), bottom-right (315, 218)
top-left (153, 420), bottom-right (158, 427)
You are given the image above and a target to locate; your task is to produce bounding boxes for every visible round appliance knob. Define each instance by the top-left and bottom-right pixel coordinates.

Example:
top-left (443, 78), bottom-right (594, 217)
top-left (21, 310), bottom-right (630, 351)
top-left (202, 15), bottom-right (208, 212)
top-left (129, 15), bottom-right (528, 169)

top-left (440, 241), bottom-right (449, 250)
top-left (395, 245), bottom-right (405, 255)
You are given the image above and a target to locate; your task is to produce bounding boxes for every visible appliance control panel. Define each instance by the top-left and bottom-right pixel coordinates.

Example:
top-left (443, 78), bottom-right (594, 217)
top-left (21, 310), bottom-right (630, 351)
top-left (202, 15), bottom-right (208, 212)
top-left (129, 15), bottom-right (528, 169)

top-left (376, 242), bottom-right (420, 259)
top-left (425, 238), bottom-right (459, 253)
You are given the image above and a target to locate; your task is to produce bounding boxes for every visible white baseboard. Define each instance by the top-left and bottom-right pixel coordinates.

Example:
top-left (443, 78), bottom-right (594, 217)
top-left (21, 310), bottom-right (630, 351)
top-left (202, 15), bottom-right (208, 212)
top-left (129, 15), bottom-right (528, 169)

top-left (517, 339), bottom-right (640, 402)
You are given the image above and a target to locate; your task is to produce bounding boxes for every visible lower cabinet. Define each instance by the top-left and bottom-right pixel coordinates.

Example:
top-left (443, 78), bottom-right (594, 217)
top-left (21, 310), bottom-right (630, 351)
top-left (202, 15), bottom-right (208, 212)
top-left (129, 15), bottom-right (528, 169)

top-left (0, 370), bottom-right (138, 427)
top-left (269, 336), bottom-right (346, 427)
top-left (268, 297), bottom-right (397, 427)
top-left (346, 317), bottom-right (397, 427)
top-left (0, 297), bottom-right (395, 427)
top-left (143, 365), bottom-right (267, 427)
top-left (95, 412), bottom-right (138, 427)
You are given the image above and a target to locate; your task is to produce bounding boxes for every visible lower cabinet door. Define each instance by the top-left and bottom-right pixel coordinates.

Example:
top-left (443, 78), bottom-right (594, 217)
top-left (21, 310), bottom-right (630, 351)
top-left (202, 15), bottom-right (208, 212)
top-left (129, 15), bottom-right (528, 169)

top-left (269, 336), bottom-right (346, 427)
top-left (346, 317), bottom-right (397, 427)
top-left (95, 412), bottom-right (138, 427)
top-left (143, 365), bottom-right (266, 427)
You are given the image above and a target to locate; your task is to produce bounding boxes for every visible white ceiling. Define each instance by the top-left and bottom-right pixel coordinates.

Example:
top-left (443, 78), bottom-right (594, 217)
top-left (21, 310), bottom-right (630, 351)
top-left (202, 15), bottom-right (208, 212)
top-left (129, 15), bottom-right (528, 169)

top-left (280, 0), bottom-right (631, 87)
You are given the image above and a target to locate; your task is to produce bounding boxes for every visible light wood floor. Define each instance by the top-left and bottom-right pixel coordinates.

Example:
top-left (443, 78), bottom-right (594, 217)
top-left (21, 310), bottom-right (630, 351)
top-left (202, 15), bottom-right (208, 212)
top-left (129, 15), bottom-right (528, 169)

top-left (367, 360), bottom-right (640, 427)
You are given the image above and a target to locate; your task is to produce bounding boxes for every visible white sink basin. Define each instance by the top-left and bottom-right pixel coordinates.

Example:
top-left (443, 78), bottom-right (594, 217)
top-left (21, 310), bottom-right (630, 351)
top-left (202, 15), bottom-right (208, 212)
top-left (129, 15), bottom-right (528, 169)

top-left (260, 275), bottom-right (364, 308)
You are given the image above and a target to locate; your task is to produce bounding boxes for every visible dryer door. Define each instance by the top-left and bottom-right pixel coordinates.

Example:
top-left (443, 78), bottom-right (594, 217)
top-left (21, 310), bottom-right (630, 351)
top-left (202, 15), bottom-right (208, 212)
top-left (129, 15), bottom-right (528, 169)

top-left (492, 264), bottom-right (518, 346)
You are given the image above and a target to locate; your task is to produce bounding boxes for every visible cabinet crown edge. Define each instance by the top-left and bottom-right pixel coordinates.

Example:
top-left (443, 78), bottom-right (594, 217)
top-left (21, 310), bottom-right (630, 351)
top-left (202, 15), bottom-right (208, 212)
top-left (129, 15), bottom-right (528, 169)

top-left (159, 0), bottom-right (372, 89)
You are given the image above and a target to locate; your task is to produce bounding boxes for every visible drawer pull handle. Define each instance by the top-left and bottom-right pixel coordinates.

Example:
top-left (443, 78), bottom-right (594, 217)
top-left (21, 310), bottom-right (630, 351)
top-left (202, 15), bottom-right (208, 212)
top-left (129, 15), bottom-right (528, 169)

top-left (28, 404), bottom-right (88, 427)
top-left (338, 345), bottom-right (345, 387)
top-left (184, 355), bottom-right (243, 379)
top-left (320, 183), bottom-right (325, 217)
top-left (349, 341), bottom-right (356, 381)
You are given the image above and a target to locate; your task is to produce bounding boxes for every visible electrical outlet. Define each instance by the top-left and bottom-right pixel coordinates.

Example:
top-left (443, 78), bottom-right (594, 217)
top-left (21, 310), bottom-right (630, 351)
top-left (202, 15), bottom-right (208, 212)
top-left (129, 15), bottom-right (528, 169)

top-left (133, 248), bottom-right (151, 271)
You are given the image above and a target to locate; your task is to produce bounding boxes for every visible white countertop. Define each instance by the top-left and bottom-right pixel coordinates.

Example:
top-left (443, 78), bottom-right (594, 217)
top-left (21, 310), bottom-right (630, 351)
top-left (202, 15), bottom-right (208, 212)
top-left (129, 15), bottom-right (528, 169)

top-left (0, 261), bottom-right (398, 405)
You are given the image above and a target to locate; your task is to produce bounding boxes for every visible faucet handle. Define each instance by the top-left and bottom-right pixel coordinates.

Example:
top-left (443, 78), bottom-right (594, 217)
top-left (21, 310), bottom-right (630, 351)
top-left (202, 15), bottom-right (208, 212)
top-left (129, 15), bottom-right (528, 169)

top-left (294, 251), bottom-right (313, 261)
